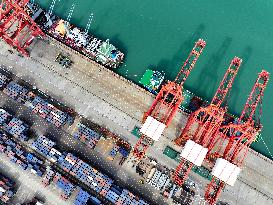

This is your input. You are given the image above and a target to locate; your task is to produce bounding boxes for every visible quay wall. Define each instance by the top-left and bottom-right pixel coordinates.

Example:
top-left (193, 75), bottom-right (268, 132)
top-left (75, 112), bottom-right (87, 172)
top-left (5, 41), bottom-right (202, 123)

top-left (0, 37), bottom-right (272, 204)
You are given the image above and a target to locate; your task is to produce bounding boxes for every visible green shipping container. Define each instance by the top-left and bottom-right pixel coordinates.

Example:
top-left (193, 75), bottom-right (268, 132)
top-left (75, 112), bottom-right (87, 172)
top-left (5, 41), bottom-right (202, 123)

top-left (131, 126), bottom-right (141, 138)
top-left (163, 146), bottom-right (180, 159)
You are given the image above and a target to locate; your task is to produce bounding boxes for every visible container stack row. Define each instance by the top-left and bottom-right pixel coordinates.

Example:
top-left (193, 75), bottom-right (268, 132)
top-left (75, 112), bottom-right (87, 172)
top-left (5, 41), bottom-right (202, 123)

top-left (46, 104), bottom-right (69, 128)
top-left (32, 135), bottom-right (62, 163)
top-left (0, 109), bottom-right (29, 141)
top-left (42, 167), bottom-right (55, 187)
top-left (3, 81), bottom-right (33, 104)
top-left (0, 73), bottom-right (10, 89)
top-left (115, 189), bottom-right (148, 205)
top-left (53, 172), bottom-right (75, 200)
top-left (4, 117), bottom-right (29, 141)
top-left (74, 188), bottom-right (90, 205)
top-left (27, 95), bottom-right (70, 128)
top-left (3, 81), bottom-right (28, 100)
top-left (0, 76), bottom-right (73, 128)
top-left (0, 109), bottom-right (11, 125)
top-left (31, 136), bottom-right (149, 205)
top-left (147, 169), bottom-right (170, 191)
top-left (0, 172), bottom-right (16, 203)
top-left (42, 166), bottom-right (76, 200)
top-left (59, 153), bottom-right (79, 172)
top-left (42, 167), bottom-right (96, 203)
top-left (73, 123), bottom-right (101, 149)
top-left (30, 96), bottom-right (52, 119)
top-left (0, 132), bottom-right (45, 177)
top-left (105, 184), bottom-right (122, 203)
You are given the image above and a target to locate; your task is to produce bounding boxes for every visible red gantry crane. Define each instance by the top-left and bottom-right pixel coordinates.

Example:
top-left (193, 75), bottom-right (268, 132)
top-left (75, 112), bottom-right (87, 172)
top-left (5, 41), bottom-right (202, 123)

top-left (204, 70), bottom-right (269, 205)
top-left (132, 39), bottom-right (206, 160)
top-left (173, 57), bottom-right (242, 186)
top-left (0, 0), bottom-right (44, 56)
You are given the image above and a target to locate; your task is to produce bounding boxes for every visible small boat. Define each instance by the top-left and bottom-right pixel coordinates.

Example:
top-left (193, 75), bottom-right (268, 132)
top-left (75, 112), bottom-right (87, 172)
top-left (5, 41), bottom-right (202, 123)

top-left (139, 69), bottom-right (164, 93)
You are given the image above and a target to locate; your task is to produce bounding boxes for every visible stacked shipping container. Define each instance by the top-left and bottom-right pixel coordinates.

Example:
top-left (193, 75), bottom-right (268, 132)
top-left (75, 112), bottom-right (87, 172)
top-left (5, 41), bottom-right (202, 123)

top-left (32, 135), bottom-right (62, 163)
top-left (147, 169), bottom-right (170, 191)
top-left (0, 109), bottom-right (29, 141)
top-left (2, 79), bottom-right (72, 128)
top-left (53, 172), bottom-right (75, 200)
top-left (3, 81), bottom-right (27, 100)
top-left (73, 123), bottom-right (101, 149)
top-left (0, 73), bottom-right (10, 89)
top-left (32, 136), bottom-right (149, 205)
top-left (0, 172), bottom-right (16, 203)
top-left (0, 132), bottom-right (45, 176)
top-left (4, 117), bottom-right (29, 141)
top-left (30, 96), bottom-right (52, 119)
top-left (0, 109), bottom-right (11, 125)
top-left (46, 104), bottom-right (69, 128)
top-left (115, 189), bottom-right (148, 205)
top-left (42, 167), bottom-right (55, 187)
top-left (74, 188), bottom-right (90, 205)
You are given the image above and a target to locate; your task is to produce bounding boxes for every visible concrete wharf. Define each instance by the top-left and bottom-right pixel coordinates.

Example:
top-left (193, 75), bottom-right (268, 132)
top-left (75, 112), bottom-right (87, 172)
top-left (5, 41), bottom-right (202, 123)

top-left (0, 37), bottom-right (272, 205)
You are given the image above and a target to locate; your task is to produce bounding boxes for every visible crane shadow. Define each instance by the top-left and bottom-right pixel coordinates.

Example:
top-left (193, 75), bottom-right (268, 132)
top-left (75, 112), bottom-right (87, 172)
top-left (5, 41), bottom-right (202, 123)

top-left (228, 46), bottom-right (253, 111)
top-left (156, 24), bottom-right (206, 81)
top-left (196, 37), bottom-right (232, 98)
top-left (145, 24), bottom-right (206, 106)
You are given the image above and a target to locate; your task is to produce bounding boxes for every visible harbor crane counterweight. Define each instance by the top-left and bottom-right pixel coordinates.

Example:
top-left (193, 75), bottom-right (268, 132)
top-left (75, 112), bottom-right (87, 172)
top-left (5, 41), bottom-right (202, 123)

top-left (132, 39), bottom-right (206, 160)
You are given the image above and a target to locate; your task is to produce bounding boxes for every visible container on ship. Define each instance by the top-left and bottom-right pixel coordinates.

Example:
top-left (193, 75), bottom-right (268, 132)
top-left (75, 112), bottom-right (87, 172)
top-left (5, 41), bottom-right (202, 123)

top-left (25, 2), bottom-right (124, 69)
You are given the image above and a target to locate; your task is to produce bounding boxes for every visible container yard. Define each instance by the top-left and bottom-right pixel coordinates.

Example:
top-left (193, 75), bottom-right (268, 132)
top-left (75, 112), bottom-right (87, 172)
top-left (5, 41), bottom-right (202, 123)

top-left (0, 172), bottom-right (16, 203)
top-left (32, 135), bottom-right (149, 204)
top-left (0, 69), bottom-right (154, 204)
top-left (0, 119), bottom-right (150, 204)
top-left (0, 0), bottom-right (272, 205)
top-left (0, 109), bottom-right (30, 141)
top-left (73, 123), bottom-right (101, 149)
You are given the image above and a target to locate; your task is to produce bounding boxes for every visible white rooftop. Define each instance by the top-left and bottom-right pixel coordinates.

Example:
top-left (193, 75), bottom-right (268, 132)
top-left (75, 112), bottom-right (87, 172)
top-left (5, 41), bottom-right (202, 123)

top-left (140, 116), bottom-right (166, 141)
top-left (180, 140), bottom-right (208, 166)
top-left (211, 158), bottom-right (241, 186)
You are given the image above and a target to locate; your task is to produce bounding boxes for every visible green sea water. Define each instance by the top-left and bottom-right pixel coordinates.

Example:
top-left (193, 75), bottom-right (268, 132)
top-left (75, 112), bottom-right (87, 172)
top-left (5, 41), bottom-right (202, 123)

top-left (35, 0), bottom-right (273, 160)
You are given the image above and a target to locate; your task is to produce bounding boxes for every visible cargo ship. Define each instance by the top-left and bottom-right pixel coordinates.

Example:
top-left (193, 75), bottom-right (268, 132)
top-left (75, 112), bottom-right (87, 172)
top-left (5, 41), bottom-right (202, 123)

top-left (25, 2), bottom-right (124, 69)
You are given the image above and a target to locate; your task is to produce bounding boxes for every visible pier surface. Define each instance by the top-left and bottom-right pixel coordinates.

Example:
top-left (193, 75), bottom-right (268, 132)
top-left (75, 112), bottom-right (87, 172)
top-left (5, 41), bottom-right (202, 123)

top-left (0, 37), bottom-right (272, 205)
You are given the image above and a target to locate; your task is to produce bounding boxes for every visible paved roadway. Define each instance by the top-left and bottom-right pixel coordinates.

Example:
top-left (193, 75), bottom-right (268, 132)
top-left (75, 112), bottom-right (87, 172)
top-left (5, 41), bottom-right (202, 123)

top-left (0, 38), bottom-right (272, 205)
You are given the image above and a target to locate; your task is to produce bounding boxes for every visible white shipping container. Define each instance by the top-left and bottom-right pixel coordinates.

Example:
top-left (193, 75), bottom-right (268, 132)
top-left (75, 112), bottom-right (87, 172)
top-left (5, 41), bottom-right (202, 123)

top-left (0, 187), bottom-right (6, 193)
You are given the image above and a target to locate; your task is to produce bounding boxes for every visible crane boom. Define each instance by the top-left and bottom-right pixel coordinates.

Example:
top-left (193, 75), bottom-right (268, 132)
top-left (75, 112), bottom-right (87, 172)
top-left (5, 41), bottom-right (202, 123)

top-left (175, 57), bottom-right (242, 146)
top-left (174, 39), bottom-right (206, 86)
top-left (132, 39), bottom-right (206, 160)
top-left (205, 70), bottom-right (270, 205)
top-left (211, 57), bottom-right (242, 107)
top-left (173, 57), bottom-right (242, 186)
